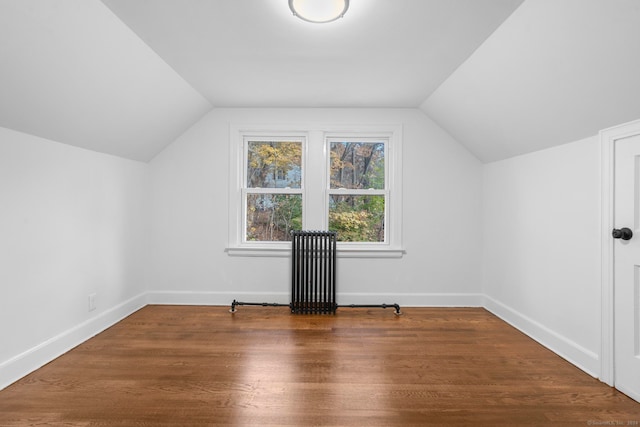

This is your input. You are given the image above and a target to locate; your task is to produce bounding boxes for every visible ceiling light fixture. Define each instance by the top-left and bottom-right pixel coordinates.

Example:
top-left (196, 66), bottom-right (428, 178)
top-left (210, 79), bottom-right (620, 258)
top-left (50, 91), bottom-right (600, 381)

top-left (289, 0), bottom-right (349, 24)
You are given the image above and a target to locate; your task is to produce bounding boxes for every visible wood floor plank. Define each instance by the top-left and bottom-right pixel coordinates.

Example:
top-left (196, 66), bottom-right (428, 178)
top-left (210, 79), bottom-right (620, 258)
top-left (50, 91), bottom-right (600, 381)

top-left (0, 306), bottom-right (638, 426)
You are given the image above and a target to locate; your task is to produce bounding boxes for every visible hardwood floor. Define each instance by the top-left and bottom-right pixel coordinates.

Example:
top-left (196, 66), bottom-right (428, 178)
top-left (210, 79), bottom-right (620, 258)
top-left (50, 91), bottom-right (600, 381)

top-left (0, 306), bottom-right (638, 426)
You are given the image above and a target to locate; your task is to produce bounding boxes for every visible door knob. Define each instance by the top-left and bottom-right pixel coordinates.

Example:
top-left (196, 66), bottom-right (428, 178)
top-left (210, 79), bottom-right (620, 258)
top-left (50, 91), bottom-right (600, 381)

top-left (612, 227), bottom-right (633, 240)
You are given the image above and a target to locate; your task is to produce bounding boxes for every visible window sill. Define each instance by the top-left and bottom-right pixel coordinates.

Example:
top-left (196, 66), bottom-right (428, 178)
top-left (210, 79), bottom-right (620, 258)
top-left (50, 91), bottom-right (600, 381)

top-left (225, 246), bottom-right (406, 259)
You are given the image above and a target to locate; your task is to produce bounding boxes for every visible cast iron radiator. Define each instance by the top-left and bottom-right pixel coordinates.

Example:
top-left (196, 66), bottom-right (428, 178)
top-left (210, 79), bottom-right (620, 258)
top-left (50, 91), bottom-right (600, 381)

top-left (290, 230), bottom-right (337, 314)
top-left (230, 231), bottom-right (401, 315)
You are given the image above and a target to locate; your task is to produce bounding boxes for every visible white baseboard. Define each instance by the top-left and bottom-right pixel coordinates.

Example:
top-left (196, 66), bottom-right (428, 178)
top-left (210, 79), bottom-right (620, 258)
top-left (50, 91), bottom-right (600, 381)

top-left (146, 290), bottom-right (485, 308)
top-left (0, 293), bottom-right (147, 391)
top-left (616, 382), bottom-right (640, 403)
top-left (482, 295), bottom-right (600, 378)
top-left (337, 292), bottom-right (484, 307)
top-left (146, 290), bottom-right (290, 306)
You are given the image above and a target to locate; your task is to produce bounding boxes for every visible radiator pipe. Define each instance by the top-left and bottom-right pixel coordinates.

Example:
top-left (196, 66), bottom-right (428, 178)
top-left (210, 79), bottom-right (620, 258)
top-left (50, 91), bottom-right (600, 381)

top-left (231, 300), bottom-right (402, 315)
top-left (338, 303), bottom-right (402, 316)
top-left (229, 300), bottom-right (290, 313)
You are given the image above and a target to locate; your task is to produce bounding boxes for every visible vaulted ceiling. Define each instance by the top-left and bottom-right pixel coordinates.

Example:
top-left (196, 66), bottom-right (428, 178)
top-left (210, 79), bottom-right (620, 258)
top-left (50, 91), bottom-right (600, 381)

top-left (422, 0), bottom-right (640, 162)
top-left (1, 0), bottom-right (639, 163)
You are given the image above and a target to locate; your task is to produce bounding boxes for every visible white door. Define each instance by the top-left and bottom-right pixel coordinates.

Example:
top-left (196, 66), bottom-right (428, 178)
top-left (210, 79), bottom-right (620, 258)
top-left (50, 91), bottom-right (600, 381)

top-left (613, 133), bottom-right (640, 401)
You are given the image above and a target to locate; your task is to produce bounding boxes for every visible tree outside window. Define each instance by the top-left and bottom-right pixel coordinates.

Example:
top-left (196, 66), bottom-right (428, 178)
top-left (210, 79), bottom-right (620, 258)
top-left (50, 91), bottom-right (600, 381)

top-left (328, 140), bottom-right (386, 243)
top-left (245, 140), bottom-right (303, 242)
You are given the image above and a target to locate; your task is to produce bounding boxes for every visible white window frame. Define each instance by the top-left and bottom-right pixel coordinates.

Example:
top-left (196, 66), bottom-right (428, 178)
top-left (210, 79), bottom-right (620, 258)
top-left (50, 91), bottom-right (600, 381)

top-left (227, 124), bottom-right (404, 258)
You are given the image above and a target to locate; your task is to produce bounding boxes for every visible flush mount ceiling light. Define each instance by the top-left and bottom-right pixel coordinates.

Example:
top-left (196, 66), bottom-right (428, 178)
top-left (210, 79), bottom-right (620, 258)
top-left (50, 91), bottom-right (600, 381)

top-left (289, 0), bottom-right (349, 24)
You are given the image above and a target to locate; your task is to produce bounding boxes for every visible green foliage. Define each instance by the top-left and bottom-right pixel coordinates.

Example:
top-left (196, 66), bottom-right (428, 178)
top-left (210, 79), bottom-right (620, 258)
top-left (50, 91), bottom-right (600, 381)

top-left (329, 195), bottom-right (385, 242)
top-left (246, 194), bottom-right (302, 242)
top-left (329, 211), bottom-right (371, 241)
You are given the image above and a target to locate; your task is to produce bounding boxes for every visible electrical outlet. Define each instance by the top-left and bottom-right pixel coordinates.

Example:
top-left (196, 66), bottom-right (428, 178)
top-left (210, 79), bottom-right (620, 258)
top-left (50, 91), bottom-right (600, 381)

top-left (88, 293), bottom-right (97, 312)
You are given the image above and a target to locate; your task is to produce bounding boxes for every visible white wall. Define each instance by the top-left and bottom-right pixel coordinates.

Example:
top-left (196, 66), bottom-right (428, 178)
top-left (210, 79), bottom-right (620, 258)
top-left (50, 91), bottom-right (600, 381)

top-left (482, 135), bottom-right (601, 376)
top-left (0, 127), bottom-right (149, 388)
top-left (0, 109), bottom-right (609, 388)
top-left (147, 108), bottom-right (484, 306)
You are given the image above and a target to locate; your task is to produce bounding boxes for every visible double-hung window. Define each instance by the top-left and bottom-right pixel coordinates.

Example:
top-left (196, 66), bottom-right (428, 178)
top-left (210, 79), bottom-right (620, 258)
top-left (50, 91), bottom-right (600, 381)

top-left (328, 137), bottom-right (387, 243)
top-left (228, 125), bottom-right (403, 257)
top-left (244, 137), bottom-right (304, 242)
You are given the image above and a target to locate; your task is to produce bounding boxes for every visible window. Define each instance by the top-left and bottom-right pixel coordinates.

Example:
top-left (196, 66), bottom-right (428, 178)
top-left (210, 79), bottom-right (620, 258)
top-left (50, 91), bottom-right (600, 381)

top-left (328, 138), bottom-right (387, 243)
top-left (245, 138), bottom-right (303, 242)
top-left (228, 125), bottom-right (403, 257)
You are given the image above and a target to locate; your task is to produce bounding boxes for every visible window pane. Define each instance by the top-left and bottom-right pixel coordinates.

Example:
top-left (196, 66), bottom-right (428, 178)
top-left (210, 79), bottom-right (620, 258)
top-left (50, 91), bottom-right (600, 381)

top-left (329, 195), bottom-right (385, 242)
top-left (246, 194), bottom-right (302, 241)
top-left (247, 141), bottom-right (302, 188)
top-left (330, 141), bottom-right (384, 190)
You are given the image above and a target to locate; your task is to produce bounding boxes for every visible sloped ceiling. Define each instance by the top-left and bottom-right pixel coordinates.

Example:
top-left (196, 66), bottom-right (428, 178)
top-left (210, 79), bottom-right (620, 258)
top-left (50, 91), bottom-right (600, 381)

top-left (0, 0), bottom-right (211, 162)
top-left (422, 0), bottom-right (640, 162)
top-left (2, 0), bottom-right (640, 163)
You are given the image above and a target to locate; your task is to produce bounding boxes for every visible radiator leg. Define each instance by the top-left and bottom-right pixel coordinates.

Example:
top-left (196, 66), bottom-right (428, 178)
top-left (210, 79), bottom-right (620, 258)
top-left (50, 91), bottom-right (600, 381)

top-left (382, 303), bottom-right (403, 315)
top-left (393, 304), bottom-right (402, 316)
